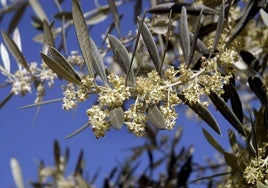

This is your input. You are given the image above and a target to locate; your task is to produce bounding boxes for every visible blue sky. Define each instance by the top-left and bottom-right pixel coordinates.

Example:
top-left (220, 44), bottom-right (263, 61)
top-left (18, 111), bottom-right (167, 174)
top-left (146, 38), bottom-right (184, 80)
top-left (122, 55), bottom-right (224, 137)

top-left (0, 1), bottom-right (232, 187)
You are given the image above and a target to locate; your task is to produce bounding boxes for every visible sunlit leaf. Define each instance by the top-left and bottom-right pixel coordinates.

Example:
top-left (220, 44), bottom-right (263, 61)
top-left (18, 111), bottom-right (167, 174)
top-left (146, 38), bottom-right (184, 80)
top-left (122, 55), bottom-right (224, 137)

top-left (0, 43), bottom-right (10, 72)
top-left (86, 7), bottom-right (109, 25)
top-left (179, 6), bottom-right (190, 64)
top-left (178, 94), bottom-right (221, 135)
top-left (260, 9), bottom-right (268, 26)
top-left (109, 107), bottom-right (124, 129)
top-left (147, 106), bottom-right (167, 129)
top-left (43, 20), bottom-right (55, 51)
top-left (28, 0), bottom-right (47, 21)
top-left (12, 28), bottom-right (22, 52)
top-left (139, 18), bottom-right (161, 73)
top-left (202, 128), bottom-right (225, 154)
top-left (18, 98), bottom-right (63, 109)
top-left (209, 91), bottom-right (246, 136)
top-left (40, 52), bottom-right (81, 85)
top-left (10, 158), bottom-right (24, 188)
top-left (2, 31), bottom-right (30, 71)
top-left (72, 0), bottom-right (94, 76)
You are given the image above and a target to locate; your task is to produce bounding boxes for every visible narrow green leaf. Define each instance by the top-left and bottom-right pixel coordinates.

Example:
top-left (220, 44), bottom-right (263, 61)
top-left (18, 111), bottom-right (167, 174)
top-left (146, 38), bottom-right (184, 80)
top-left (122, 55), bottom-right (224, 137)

top-left (202, 128), bottom-right (225, 154)
top-left (41, 53), bottom-right (81, 85)
top-left (0, 92), bottom-right (14, 109)
top-left (48, 46), bottom-right (81, 82)
top-left (227, 83), bottom-right (243, 123)
top-left (86, 7), bottom-right (109, 25)
top-left (72, 0), bottom-right (94, 76)
top-left (108, 0), bottom-right (120, 36)
top-left (43, 20), bottom-right (55, 49)
top-left (178, 94), bottom-right (221, 135)
top-left (65, 123), bottom-right (89, 139)
top-left (18, 98), bottom-right (63, 109)
top-left (223, 152), bottom-right (243, 173)
top-left (53, 140), bottom-right (61, 171)
top-left (209, 0), bottom-right (225, 57)
top-left (209, 91), bottom-right (246, 136)
top-left (179, 6), bottom-right (191, 64)
top-left (147, 106), bottom-right (167, 129)
top-left (8, 2), bottom-right (27, 34)
top-left (109, 107), bottom-right (124, 129)
top-left (74, 150), bottom-right (84, 175)
top-left (108, 34), bottom-right (135, 83)
top-left (139, 18), bottom-right (162, 74)
top-left (89, 37), bottom-right (108, 85)
top-left (1, 31), bottom-right (30, 71)
top-left (10, 158), bottom-right (24, 188)
top-left (54, 11), bottom-right (73, 20)
top-left (228, 129), bottom-right (239, 153)
top-left (28, 0), bottom-right (48, 21)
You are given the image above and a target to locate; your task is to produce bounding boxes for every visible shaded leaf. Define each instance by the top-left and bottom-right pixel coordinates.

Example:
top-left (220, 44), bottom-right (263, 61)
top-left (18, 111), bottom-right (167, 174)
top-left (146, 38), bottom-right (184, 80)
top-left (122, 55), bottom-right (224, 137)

top-left (108, 0), bottom-right (120, 36)
top-left (75, 174), bottom-right (88, 188)
top-left (72, 0), bottom-right (94, 76)
top-left (109, 107), bottom-right (124, 129)
top-left (53, 140), bottom-right (61, 171)
top-left (54, 11), bottom-right (73, 20)
top-left (8, 2), bottom-right (27, 34)
top-left (40, 52), bottom-right (81, 85)
top-left (139, 18), bottom-right (162, 74)
top-left (210, 0), bottom-right (225, 57)
top-left (0, 92), bottom-right (14, 109)
top-left (177, 156), bottom-right (192, 187)
top-left (178, 94), bottom-right (221, 135)
top-left (179, 6), bottom-right (190, 64)
top-left (209, 91), bottom-right (246, 136)
top-left (172, 126), bottom-right (183, 148)
top-left (74, 150), bottom-right (84, 175)
top-left (134, 0), bottom-right (142, 23)
top-left (108, 34), bottom-right (135, 83)
top-left (223, 152), bottom-right (243, 173)
top-left (189, 32), bottom-right (209, 55)
top-left (10, 158), bottom-right (24, 188)
top-left (2, 31), bottom-right (30, 71)
top-left (202, 128), bottom-right (225, 154)
top-left (227, 83), bottom-right (243, 123)
top-left (228, 129), bottom-right (239, 153)
top-left (240, 50), bottom-right (260, 72)
top-left (89, 37), bottom-right (108, 85)
top-left (248, 76), bottom-right (266, 104)
top-left (65, 123), bottom-right (89, 139)
top-left (43, 20), bottom-right (55, 51)
top-left (147, 106), bottom-right (167, 129)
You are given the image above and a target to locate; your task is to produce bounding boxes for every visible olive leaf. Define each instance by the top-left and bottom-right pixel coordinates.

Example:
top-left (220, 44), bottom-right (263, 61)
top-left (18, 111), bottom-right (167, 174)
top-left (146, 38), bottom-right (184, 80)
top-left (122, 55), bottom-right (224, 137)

top-left (179, 6), bottom-right (191, 64)
top-left (108, 0), bottom-right (120, 36)
top-left (147, 106), bottom-right (167, 129)
top-left (202, 128), bottom-right (225, 154)
top-left (228, 129), bottom-right (239, 153)
top-left (223, 152), bottom-right (243, 173)
top-left (209, 91), bottom-right (246, 136)
top-left (248, 76), bottom-right (266, 104)
top-left (40, 52), bottom-right (81, 85)
top-left (28, 0), bottom-right (48, 22)
top-left (72, 0), bottom-right (94, 77)
top-left (43, 20), bottom-right (55, 50)
top-left (178, 94), bottom-right (221, 135)
top-left (139, 18), bottom-right (162, 74)
top-left (108, 34), bottom-right (135, 83)
top-left (1, 31), bottom-right (30, 71)
top-left (65, 123), bottom-right (89, 139)
top-left (0, 92), bottom-right (14, 109)
top-left (54, 140), bottom-right (61, 171)
top-left (109, 107), bottom-right (124, 129)
top-left (8, 2), bottom-right (27, 34)
top-left (10, 158), bottom-right (24, 188)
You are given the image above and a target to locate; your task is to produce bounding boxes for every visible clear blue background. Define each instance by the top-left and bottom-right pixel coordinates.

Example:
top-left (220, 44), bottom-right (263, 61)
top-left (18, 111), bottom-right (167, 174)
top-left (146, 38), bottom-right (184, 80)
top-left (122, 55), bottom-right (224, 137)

top-left (0, 1), bottom-right (230, 187)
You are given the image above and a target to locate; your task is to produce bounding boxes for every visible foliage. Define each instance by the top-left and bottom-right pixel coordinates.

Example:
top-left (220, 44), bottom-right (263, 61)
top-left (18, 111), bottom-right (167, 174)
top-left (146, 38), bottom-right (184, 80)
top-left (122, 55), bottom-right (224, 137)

top-left (1, 0), bottom-right (268, 187)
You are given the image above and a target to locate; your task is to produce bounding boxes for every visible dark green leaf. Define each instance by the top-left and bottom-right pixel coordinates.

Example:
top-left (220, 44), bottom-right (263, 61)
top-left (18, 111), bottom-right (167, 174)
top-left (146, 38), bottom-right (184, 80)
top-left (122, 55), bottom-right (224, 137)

top-left (179, 6), bottom-right (190, 64)
top-left (178, 94), bottom-right (221, 135)
top-left (223, 152), bottom-right (243, 173)
top-left (89, 37), bottom-right (108, 85)
top-left (202, 128), bottom-right (225, 154)
top-left (240, 50), bottom-right (260, 72)
top-left (109, 107), bottom-right (124, 129)
top-left (72, 0), bottom-right (94, 76)
top-left (228, 129), bottom-right (238, 153)
top-left (147, 106), bottom-right (167, 129)
top-left (65, 123), bottom-right (89, 139)
top-left (8, 2), bottom-right (27, 34)
top-left (189, 32), bottom-right (209, 55)
top-left (248, 76), bottom-right (266, 104)
top-left (172, 126), bottom-right (183, 148)
top-left (43, 20), bottom-right (55, 49)
top-left (108, 0), bottom-right (120, 36)
top-left (74, 150), bottom-right (84, 176)
top-left (227, 83), bottom-right (243, 123)
top-left (53, 140), bottom-right (61, 171)
top-left (54, 11), bottom-right (73, 20)
top-left (254, 107), bottom-right (268, 146)
top-left (209, 0), bottom-right (225, 57)
top-left (48, 47), bottom-right (81, 82)
top-left (139, 18), bottom-right (162, 74)
top-left (0, 92), bottom-right (14, 109)
top-left (2, 31), bottom-right (30, 71)
top-left (40, 53), bottom-right (81, 85)
top-left (108, 34), bottom-right (135, 83)
top-left (209, 91), bottom-right (246, 136)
